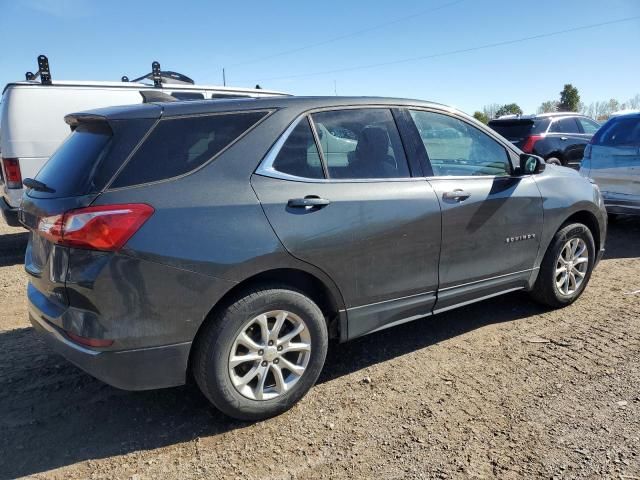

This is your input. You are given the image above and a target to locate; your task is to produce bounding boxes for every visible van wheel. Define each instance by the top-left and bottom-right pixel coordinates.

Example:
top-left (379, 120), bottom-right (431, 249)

top-left (529, 223), bottom-right (595, 308)
top-left (193, 286), bottom-right (328, 421)
top-left (546, 157), bottom-right (562, 166)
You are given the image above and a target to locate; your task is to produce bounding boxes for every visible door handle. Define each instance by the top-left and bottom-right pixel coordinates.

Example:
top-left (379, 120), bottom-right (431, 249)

top-left (442, 189), bottom-right (471, 201)
top-left (287, 196), bottom-right (331, 209)
top-left (560, 136), bottom-right (568, 141)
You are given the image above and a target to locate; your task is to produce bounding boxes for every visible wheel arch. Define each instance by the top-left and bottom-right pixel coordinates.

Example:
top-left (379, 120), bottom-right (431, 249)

top-left (561, 209), bottom-right (602, 253)
top-left (187, 267), bottom-right (346, 379)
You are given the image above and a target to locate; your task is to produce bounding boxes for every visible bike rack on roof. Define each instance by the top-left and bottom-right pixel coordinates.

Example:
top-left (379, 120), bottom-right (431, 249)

top-left (25, 55), bottom-right (52, 85)
top-left (122, 61), bottom-right (195, 87)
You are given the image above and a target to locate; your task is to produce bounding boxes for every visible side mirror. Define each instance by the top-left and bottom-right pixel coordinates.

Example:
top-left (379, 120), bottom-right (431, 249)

top-left (519, 153), bottom-right (546, 175)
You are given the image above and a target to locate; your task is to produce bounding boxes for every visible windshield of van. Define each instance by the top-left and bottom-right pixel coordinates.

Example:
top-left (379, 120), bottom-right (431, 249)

top-left (33, 123), bottom-right (112, 197)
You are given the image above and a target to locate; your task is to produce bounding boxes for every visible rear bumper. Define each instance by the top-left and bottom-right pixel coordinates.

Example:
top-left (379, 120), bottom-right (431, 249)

top-left (29, 307), bottom-right (191, 391)
top-left (1, 197), bottom-right (21, 227)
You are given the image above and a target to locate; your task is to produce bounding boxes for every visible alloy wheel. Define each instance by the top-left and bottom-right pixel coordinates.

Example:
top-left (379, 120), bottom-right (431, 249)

top-left (555, 238), bottom-right (589, 296)
top-left (228, 310), bottom-right (311, 401)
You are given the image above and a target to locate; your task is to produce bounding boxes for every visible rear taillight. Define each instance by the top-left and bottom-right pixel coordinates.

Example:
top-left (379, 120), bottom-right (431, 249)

top-left (2, 157), bottom-right (22, 188)
top-left (37, 203), bottom-right (154, 251)
top-left (521, 135), bottom-right (544, 154)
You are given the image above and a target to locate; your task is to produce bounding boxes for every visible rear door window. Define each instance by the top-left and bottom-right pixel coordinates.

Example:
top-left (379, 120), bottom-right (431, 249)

top-left (549, 118), bottom-right (580, 134)
top-left (111, 110), bottom-right (268, 188)
top-left (34, 123), bottom-right (112, 197)
top-left (310, 108), bottom-right (410, 179)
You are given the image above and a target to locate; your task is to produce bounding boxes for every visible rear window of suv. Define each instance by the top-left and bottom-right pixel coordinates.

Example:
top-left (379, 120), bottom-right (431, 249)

top-left (34, 123), bottom-right (112, 197)
top-left (110, 110), bottom-right (269, 188)
top-left (488, 119), bottom-right (549, 139)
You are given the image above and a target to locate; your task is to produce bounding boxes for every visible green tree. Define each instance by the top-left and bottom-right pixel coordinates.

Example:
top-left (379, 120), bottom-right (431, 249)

top-left (495, 103), bottom-right (523, 117)
top-left (473, 111), bottom-right (489, 124)
top-left (558, 84), bottom-right (580, 112)
top-left (537, 100), bottom-right (558, 114)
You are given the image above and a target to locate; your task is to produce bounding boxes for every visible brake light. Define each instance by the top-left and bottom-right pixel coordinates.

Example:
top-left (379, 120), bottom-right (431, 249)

top-left (521, 135), bottom-right (544, 154)
top-left (37, 203), bottom-right (154, 251)
top-left (2, 158), bottom-right (22, 188)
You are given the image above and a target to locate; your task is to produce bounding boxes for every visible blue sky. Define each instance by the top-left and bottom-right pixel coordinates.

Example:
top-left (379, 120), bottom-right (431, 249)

top-left (1, 0), bottom-right (639, 114)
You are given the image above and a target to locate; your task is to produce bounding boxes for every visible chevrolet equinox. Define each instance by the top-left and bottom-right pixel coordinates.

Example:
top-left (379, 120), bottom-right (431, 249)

top-left (21, 97), bottom-right (607, 420)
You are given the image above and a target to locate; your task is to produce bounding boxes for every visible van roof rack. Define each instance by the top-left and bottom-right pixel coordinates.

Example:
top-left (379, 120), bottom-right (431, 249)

top-left (25, 55), bottom-right (52, 85)
top-left (122, 61), bottom-right (195, 87)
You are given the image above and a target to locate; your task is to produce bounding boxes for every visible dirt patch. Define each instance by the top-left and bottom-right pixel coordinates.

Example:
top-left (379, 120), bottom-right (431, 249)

top-left (0, 218), bottom-right (639, 479)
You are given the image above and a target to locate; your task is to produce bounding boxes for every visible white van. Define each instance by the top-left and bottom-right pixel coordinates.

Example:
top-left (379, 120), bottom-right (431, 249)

top-left (0, 58), bottom-right (287, 226)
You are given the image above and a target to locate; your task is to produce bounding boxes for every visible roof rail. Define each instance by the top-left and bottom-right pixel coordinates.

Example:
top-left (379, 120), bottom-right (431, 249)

top-left (122, 61), bottom-right (195, 87)
top-left (25, 55), bottom-right (52, 85)
top-left (536, 111), bottom-right (578, 118)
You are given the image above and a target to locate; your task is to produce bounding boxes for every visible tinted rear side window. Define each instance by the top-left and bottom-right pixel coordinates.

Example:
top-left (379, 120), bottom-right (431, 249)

top-left (488, 119), bottom-right (548, 138)
top-left (549, 117), bottom-right (580, 133)
top-left (34, 123), bottom-right (112, 197)
top-left (592, 117), bottom-right (640, 146)
top-left (111, 111), bottom-right (268, 188)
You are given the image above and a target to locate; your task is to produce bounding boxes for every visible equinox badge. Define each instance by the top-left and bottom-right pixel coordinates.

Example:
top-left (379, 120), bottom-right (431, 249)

top-left (505, 234), bottom-right (536, 244)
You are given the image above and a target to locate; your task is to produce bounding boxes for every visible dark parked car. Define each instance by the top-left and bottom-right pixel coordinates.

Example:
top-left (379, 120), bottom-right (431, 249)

top-left (488, 113), bottom-right (600, 167)
top-left (21, 97), bottom-right (607, 420)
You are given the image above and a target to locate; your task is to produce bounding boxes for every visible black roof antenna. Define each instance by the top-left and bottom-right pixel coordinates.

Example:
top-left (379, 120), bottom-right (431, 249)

top-left (25, 55), bottom-right (52, 85)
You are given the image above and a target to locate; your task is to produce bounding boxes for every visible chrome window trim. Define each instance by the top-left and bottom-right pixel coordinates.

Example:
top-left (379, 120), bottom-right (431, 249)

top-left (256, 104), bottom-right (523, 183)
top-left (255, 106), bottom-right (419, 183)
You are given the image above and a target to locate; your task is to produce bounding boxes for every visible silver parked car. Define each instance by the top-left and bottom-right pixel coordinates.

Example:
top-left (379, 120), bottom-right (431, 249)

top-left (580, 112), bottom-right (640, 217)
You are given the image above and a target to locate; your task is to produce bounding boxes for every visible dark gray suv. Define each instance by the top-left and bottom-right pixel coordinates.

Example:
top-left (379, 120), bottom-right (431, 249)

top-left (21, 97), bottom-right (607, 420)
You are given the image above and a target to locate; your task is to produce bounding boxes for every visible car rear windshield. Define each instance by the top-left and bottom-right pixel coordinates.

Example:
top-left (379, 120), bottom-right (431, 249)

top-left (592, 117), bottom-right (640, 146)
top-left (488, 119), bottom-right (549, 139)
top-left (110, 110), bottom-right (268, 188)
top-left (34, 122), bottom-right (112, 197)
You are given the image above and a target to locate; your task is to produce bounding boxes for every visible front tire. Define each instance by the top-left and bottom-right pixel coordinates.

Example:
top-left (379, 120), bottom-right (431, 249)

top-left (193, 286), bottom-right (328, 421)
top-left (529, 223), bottom-right (595, 308)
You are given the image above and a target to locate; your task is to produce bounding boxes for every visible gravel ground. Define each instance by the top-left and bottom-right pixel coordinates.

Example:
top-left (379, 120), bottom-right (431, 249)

top-left (0, 218), bottom-right (638, 480)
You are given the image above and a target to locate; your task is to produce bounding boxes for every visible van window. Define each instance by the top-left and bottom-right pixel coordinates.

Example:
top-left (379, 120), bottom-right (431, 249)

top-left (171, 92), bottom-right (205, 101)
top-left (111, 111), bottom-right (268, 188)
top-left (34, 123), bottom-right (112, 197)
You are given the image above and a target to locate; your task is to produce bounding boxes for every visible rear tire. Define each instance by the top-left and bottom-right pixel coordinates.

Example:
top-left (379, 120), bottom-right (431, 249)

top-left (529, 223), bottom-right (595, 308)
top-left (193, 286), bottom-right (328, 421)
top-left (546, 157), bottom-right (562, 166)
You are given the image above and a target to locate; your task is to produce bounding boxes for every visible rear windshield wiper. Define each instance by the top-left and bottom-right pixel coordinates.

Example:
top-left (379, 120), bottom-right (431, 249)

top-left (23, 178), bottom-right (55, 193)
